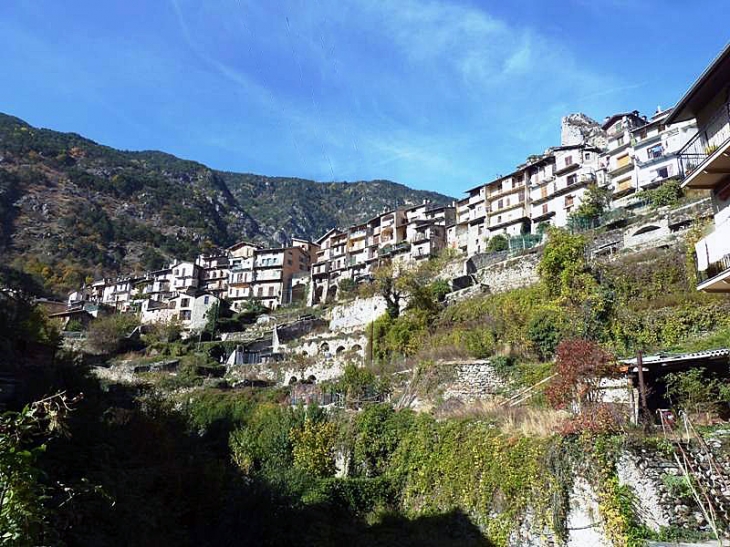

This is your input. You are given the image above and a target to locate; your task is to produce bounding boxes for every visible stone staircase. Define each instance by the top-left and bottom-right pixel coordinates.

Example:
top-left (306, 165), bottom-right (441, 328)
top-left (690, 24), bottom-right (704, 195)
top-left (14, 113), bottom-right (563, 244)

top-left (661, 415), bottom-right (730, 539)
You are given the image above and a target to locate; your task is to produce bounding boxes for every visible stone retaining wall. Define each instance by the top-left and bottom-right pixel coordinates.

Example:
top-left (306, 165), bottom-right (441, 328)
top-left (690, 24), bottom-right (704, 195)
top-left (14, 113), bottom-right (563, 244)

top-left (440, 360), bottom-right (505, 402)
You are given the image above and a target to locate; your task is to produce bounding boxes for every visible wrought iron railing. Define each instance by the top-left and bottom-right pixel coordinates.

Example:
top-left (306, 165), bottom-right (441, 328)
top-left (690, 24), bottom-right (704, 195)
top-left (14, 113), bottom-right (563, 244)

top-left (698, 254), bottom-right (730, 284)
top-left (678, 102), bottom-right (730, 179)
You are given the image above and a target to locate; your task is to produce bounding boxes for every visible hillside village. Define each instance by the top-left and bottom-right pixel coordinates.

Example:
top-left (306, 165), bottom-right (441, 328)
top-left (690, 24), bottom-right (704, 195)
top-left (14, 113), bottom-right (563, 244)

top-left (61, 61), bottom-right (725, 333)
top-left (4, 35), bottom-right (730, 547)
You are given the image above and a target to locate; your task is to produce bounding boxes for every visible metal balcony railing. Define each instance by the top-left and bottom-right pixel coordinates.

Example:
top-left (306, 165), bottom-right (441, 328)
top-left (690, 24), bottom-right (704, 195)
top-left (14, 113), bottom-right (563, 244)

top-left (678, 101), bottom-right (730, 179)
top-left (698, 254), bottom-right (730, 284)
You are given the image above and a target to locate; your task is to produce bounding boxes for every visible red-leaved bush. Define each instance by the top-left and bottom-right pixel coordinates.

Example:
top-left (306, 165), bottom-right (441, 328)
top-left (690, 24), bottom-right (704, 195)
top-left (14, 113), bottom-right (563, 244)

top-left (546, 338), bottom-right (618, 410)
top-left (560, 403), bottom-right (622, 435)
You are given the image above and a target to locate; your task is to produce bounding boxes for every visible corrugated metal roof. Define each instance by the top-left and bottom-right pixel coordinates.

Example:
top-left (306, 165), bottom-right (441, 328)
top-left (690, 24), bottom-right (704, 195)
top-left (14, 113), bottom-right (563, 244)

top-left (620, 348), bottom-right (730, 367)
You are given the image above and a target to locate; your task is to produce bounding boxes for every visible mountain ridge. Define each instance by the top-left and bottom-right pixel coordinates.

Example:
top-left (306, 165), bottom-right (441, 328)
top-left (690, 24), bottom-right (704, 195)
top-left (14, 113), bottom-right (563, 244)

top-left (0, 112), bottom-right (454, 295)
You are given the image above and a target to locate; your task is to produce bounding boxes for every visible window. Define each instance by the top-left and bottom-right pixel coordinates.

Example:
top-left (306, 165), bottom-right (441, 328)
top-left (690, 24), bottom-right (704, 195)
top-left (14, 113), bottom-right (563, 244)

top-left (616, 135), bottom-right (625, 147)
top-left (648, 144), bottom-right (663, 159)
top-left (204, 296), bottom-right (209, 304)
top-left (268, 287), bottom-right (275, 296)
top-left (567, 174), bottom-right (577, 186)
top-left (257, 287), bottom-right (263, 297)
top-left (498, 199), bottom-right (503, 209)
top-left (584, 152), bottom-right (591, 161)
top-left (181, 298), bottom-right (190, 308)
top-left (565, 195), bottom-right (574, 208)
top-left (656, 167), bottom-right (669, 179)
top-left (170, 301), bottom-right (176, 309)
top-left (179, 310), bottom-right (191, 321)
top-left (542, 204), bottom-right (548, 214)
top-left (564, 155), bottom-right (573, 166)
top-left (287, 259), bottom-right (292, 266)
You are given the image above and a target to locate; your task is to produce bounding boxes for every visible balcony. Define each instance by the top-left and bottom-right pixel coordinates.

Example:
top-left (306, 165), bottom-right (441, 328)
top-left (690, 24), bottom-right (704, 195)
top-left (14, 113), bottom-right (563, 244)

top-left (468, 192), bottom-right (484, 205)
top-left (378, 242), bottom-right (411, 258)
top-left (678, 102), bottom-right (730, 189)
top-left (696, 220), bottom-right (730, 292)
top-left (609, 158), bottom-right (633, 176)
top-left (312, 262), bottom-right (330, 277)
top-left (255, 270), bottom-right (283, 282)
top-left (613, 179), bottom-right (635, 196)
top-left (554, 162), bottom-right (579, 177)
top-left (349, 228), bottom-right (369, 240)
top-left (487, 183), bottom-right (526, 202)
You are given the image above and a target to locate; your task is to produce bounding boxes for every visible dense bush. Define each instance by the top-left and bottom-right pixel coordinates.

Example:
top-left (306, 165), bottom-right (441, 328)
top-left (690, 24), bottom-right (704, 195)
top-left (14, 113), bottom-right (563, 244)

top-left (485, 235), bottom-right (508, 253)
top-left (86, 313), bottom-right (139, 355)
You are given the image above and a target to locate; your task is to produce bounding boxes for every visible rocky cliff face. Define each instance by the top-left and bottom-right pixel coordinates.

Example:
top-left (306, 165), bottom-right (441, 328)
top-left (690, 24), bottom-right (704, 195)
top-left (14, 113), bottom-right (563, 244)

top-left (561, 113), bottom-right (608, 149)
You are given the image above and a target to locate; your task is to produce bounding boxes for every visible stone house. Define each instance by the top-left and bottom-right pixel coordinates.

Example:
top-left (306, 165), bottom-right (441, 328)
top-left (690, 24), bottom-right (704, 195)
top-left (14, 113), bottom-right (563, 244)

top-left (485, 169), bottom-right (531, 238)
top-left (599, 111), bottom-right (648, 209)
top-left (140, 290), bottom-right (219, 336)
top-left (529, 144), bottom-right (602, 230)
top-left (456, 185), bottom-right (488, 256)
top-left (196, 252), bottom-right (230, 299)
top-left (631, 107), bottom-right (697, 195)
top-left (309, 204), bottom-right (453, 305)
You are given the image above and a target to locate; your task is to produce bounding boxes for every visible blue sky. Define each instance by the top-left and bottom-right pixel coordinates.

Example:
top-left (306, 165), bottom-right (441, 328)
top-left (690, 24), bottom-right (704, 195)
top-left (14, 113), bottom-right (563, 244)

top-left (0, 1), bottom-right (727, 196)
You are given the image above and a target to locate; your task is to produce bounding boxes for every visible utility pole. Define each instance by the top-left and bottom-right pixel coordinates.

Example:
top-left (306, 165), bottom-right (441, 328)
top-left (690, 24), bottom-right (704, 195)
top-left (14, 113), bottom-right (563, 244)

top-left (636, 350), bottom-right (649, 425)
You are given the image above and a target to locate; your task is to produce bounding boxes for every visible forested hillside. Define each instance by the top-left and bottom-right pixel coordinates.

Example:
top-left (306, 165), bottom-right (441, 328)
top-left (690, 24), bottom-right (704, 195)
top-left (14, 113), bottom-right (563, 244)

top-left (0, 113), bottom-right (452, 295)
top-left (220, 173), bottom-right (452, 244)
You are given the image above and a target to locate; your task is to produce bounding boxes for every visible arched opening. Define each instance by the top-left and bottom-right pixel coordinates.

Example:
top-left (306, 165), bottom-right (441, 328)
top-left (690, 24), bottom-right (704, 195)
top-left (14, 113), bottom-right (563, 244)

top-left (320, 342), bottom-right (330, 354)
top-left (289, 376), bottom-right (298, 385)
top-left (633, 224), bottom-right (661, 236)
top-left (335, 345), bottom-right (346, 354)
top-left (307, 375), bottom-right (317, 383)
top-left (314, 285), bottom-right (324, 304)
top-left (351, 344), bottom-right (363, 353)
top-left (326, 285), bottom-right (337, 303)
top-left (300, 349), bottom-right (309, 357)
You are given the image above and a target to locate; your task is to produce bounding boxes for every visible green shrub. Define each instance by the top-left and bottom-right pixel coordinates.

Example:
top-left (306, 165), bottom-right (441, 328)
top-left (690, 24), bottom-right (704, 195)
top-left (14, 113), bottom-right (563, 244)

top-left (229, 404), bottom-right (305, 476)
top-left (665, 368), bottom-right (721, 414)
top-left (352, 404), bottom-right (415, 477)
top-left (86, 313), bottom-right (139, 355)
top-left (526, 309), bottom-right (564, 361)
top-left (485, 235), bottom-right (508, 253)
top-left (429, 279), bottom-right (451, 302)
top-left (65, 318), bottom-right (84, 332)
top-left (291, 418), bottom-right (338, 478)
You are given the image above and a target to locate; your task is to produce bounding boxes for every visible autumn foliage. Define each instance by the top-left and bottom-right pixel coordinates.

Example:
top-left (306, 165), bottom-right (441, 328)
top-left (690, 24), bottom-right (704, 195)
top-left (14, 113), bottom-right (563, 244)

top-left (546, 338), bottom-right (618, 410)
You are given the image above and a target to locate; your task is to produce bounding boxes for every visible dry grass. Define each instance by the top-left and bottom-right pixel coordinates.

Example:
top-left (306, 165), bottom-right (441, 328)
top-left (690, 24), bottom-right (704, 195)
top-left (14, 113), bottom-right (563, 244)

top-left (415, 342), bottom-right (472, 362)
top-left (436, 398), bottom-right (569, 438)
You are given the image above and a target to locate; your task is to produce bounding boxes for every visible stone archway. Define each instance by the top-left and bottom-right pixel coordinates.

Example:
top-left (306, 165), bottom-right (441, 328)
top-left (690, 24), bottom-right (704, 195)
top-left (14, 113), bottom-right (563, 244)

top-left (320, 342), bottom-right (330, 354)
top-left (633, 224), bottom-right (661, 236)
